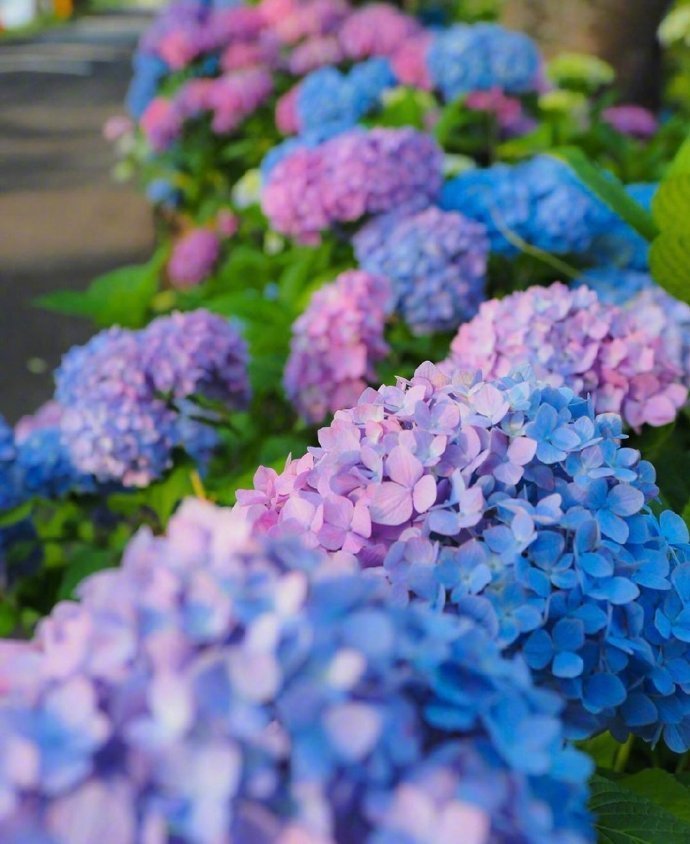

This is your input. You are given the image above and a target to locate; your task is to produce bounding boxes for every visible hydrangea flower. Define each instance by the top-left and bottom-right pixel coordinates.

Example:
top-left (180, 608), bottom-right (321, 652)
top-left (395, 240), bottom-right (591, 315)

top-left (390, 33), bottom-right (433, 90)
top-left (54, 312), bottom-right (250, 486)
top-left (284, 270), bottom-right (392, 423)
top-left (140, 96), bottom-right (184, 152)
top-left (445, 283), bottom-right (688, 429)
top-left (236, 362), bottom-right (690, 750)
top-left (294, 58), bottom-right (397, 134)
top-left (288, 34), bottom-right (344, 75)
top-left (168, 228), bottom-right (221, 289)
top-left (441, 157), bottom-right (612, 256)
top-left (262, 0), bottom-right (349, 45)
top-left (354, 206), bottom-right (489, 335)
top-left (0, 499), bottom-right (592, 843)
top-left (339, 4), bottom-right (421, 60)
top-left (602, 105), bottom-right (659, 139)
top-left (126, 53), bottom-right (169, 118)
top-left (427, 23), bottom-right (542, 101)
top-left (0, 416), bottom-right (20, 511)
top-left (262, 127), bottom-right (444, 241)
top-left (589, 183), bottom-right (657, 272)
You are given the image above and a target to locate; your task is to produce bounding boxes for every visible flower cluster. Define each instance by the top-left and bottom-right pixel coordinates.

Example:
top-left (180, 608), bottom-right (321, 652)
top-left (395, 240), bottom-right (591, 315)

top-left (338, 2), bottom-right (421, 60)
top-left (445, 283), bottom-right (688, 429)
top-left (168, 227), bottom-right (221, 288)
top-left (292, 57), bottom-right (397, 134)
top-left (55, 310), bottom-right (250, 486)
top-left (602, 105), bottom-right (659, 139)
top-left (140, 67), bottom-right (273, 152)
top-left (284, 270), bottom-right (392, 423)
top-left (261, 127), bottom-right (444, 241)
top-left (441, 156), bottom-right (612, 256)
top-left (237, 362), bottom-right (690, 750)
top-left (0, 498), bottom-right (592, 843)
top-left (589, 183), bottom-right (657, 272)
top-left (0, 405), bottom-right (92, 509)
top-left (427, 23), bottom-right (542, 101)
top-left (354, 206), bottom-right (489, 335)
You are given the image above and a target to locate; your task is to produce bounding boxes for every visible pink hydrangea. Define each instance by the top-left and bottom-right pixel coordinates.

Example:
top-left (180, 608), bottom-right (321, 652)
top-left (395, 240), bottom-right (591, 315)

top-left (261, 0), bottom-right (349, 44)
top-left (140, 97), bottom-right (183, 152)
top-left (102, 115), bottom-right (133, 143)
top-left (220, 34), bottom-right (280, 72)
top-left (262, 127), bottom-right (444, 241)
top-left (444, 282), bottom-right (688, 429)
top-left (288, 35), bottom-right (344, 75)
top-left (168, 228), bottom-right (220, 289)
top-left (602, 105), bottom-right (659, 140)
top-left (391, 33), bottom-right (433, 90)
top-left (276, 84), bottom-right (302, 134)
top-left (216, 209), bottom-right (239, 238)
top-left (284, 270), bottom-right (392, 423)
top-left (210, 4), bottom-right (267, 47)
top-left (156, 25), bottom-right (208, 70)
top-left (207, 68), bottom-right (274, 134)
top-left (339, 3), bottom-right (421, 59)
top-left (175, 77), bottom-right (216, 120)
top-left (465, 87), bottom-right (534, 135)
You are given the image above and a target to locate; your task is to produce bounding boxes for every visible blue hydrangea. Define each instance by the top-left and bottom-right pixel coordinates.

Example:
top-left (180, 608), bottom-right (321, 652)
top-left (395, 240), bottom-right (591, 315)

top-left (146, 178), bottom-right (182, 208)
top-left (441, 157), bottom-right (611, 256)
top-left (296, 58), bottom-right (397, 134)
top-left (589, 183), bottom-right (657, 271)
top-left (440, 163), bottom-right (531, 255)
top-left (354, 205), bottom-right (489, 334)
top-left (428, 23), bottom-right (542, 101)
top-left (126, 53), bottom-right (170, 119)
top-left (0, 500), bottom-right (592, 843)
top-left (575, 266), bottom-right (655, 305)
top-left (14, 427), bottom-right (95, 499)
top-left (0, 416), bottom-right (20, 510)
top-left (237, 363), bottom-right (690, 752)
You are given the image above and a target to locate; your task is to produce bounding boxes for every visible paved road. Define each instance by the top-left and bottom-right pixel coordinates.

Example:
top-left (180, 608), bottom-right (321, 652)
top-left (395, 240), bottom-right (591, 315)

top-left (0, 13), bottom-right (155, 423)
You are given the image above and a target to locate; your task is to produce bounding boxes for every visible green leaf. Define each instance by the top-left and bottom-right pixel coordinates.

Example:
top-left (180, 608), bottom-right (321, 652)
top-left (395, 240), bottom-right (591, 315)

top-left (144, 460), bottom-right (195, 525)
top-left (548, 147), bottom-right (658, 242)
top-left (36, 252), bottom-right (163, 328)
top-left (58, 547), bottom-right (116, 600)
top-left (652, 175), bottom-right (690, 230)
top-left (619, 770), bottom-right (690, 825)
top-left (577, 732), bottom-right (620, 770)
top-left (649, 229), bottom-right (690, 304)
top-left (667, 134), bottom-right (690, 178)
top-left (0, 499), bottom-right (34, 528)
top-left (590, 774), bottom-right (690, 843)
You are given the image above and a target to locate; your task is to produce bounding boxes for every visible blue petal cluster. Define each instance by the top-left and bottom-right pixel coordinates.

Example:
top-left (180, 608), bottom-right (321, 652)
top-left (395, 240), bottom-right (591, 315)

top-left (126, 53), bottom-right (170, 119)
top-left (354, 205), bottom-right (489, 334)
top-left (589, 183), bottom-right (657, 271)
top-left (296, 57), bottom-right (397, 133)
top-left (0, 500), bottom-right (592, 843)
top-left (238, 363), bottom-right (690, 751)
top-left (55, 310), bottom-right (250, 486)
top-left (427, 23), bottom-right (542, 101)
top-left (441, 156), bottom-right (611, 256)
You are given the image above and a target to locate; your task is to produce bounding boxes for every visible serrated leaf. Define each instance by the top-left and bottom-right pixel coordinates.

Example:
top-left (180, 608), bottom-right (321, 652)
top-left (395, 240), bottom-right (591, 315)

top-left (549, 147), bottom-right (658, 242)
top-left (652, 175), bottom-right (690, 230)
top-left (649, 229), bottom-right (690, 304)
top-left (590, 774), bottom-right (690, 843)
top-left (619, 770), bottom-right (690, 824)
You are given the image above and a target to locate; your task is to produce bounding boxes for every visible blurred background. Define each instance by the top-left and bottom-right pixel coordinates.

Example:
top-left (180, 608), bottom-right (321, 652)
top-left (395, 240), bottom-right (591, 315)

top-left (0, 0), bottom-right (679, 422)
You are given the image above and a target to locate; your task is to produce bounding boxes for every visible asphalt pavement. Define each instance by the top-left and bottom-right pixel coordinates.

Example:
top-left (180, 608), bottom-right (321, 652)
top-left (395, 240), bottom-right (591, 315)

top-left (0, 12), bottom-right (155, 422)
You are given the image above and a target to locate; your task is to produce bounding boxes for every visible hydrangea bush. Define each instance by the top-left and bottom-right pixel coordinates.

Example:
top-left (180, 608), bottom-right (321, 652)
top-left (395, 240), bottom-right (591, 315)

top-left (6, 1), bottom-right (690, 839)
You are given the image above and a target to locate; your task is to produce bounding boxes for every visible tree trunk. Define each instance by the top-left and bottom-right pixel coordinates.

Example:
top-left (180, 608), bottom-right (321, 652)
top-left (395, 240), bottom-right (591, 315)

top-left (502, 0), bottom-right (672, 106)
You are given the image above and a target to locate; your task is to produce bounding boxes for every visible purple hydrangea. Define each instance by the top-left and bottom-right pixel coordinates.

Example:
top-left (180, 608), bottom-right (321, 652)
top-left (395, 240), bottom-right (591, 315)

top-left (284, 270), bottom-right (392, 424)
top-left (262, 127), bottom-right (444, 242)
top-left (602, 105), bottom-right (658, 140)
top-left (0, 499), bottom-right (592, 843)
top-left (446, 283), bottom-right (688, 429)
top-left (354, 206), bottom-right (489, 335)
top-left (427, 23), bottom-right (542, 101)
top-left (168, 228), bottom-right (221, 289)
top-left (338, 3), bottom-right (421, 60)
top-left (54, 312), bottom-right (250, 486)
top-left (236, 362), bottom-right (690, 750)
